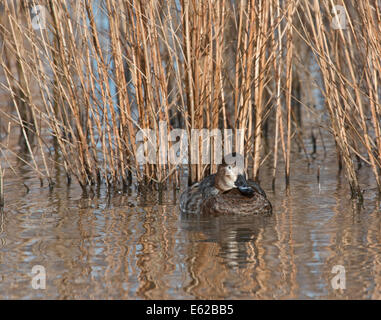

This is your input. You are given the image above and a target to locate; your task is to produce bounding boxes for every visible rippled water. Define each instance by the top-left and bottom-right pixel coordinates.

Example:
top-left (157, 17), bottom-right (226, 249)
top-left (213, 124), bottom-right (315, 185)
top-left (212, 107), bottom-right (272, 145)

top-left (0, 146), bottom-right (380, 299)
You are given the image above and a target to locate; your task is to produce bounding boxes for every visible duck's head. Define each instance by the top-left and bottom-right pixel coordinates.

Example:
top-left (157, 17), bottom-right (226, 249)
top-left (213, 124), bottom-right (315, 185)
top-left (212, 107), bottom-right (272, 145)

top-left (215, 155), bottom-right (254, 197)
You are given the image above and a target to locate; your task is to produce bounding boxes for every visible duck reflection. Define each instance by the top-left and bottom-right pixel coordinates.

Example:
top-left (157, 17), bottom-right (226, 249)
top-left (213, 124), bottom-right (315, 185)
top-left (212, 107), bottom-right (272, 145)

top-left (180, 213), bottom-right (271, 269)
top-left (179, 213), bottom-right (273, 298)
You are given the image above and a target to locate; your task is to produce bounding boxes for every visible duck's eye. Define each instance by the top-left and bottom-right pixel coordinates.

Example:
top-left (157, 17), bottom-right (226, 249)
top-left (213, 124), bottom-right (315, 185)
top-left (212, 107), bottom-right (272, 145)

top-left (227, 165), bottom-right (232, 170)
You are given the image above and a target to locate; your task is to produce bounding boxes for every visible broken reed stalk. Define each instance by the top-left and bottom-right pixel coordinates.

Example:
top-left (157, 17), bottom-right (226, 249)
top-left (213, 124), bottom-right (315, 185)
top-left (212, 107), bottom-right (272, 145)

top-left (0, 163), bottom-right (3, 208)
top-left (0, 0), bottom-right (380, 198)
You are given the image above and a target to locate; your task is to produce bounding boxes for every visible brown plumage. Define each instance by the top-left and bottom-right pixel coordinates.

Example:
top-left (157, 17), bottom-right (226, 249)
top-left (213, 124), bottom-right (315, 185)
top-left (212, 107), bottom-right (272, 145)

top-left (179, 156), bottom-right (272, 215)
top-left (200, 184), bottom-right (272, 216)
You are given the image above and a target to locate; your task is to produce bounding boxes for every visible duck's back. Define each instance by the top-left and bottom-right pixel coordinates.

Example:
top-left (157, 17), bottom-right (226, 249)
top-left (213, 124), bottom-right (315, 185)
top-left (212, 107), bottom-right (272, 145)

top-left (179, 174), bottom-right (219, 214)
top-left (180, 176), bottom-right (272, 215)
top-left (201, 183), bottom-right (272, 216)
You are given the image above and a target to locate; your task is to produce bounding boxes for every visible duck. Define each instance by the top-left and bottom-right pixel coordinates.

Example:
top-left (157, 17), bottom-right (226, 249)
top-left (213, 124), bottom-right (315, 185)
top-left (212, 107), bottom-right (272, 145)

top-left (179, 154), bottom-right (272, 215)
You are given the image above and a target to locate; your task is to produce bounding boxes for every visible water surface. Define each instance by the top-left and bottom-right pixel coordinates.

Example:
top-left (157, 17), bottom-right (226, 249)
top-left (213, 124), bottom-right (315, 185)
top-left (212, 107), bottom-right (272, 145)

top-left (0, 148), bottom-right (380, 299)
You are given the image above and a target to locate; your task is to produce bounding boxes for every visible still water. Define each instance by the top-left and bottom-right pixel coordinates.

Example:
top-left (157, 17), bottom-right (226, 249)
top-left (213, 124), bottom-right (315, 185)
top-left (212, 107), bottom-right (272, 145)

top-left (0, 147), bottom-right (380, 299)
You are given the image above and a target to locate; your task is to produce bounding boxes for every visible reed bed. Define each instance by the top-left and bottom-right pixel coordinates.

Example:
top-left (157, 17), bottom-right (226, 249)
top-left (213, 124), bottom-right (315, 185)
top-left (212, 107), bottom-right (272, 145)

top-left (0, 0), bottom-right (380, 198)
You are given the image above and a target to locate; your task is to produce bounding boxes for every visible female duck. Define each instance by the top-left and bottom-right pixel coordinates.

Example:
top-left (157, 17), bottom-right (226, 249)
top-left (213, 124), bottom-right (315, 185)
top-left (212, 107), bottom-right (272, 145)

top-left (180, 159), bottom-right (272, 215)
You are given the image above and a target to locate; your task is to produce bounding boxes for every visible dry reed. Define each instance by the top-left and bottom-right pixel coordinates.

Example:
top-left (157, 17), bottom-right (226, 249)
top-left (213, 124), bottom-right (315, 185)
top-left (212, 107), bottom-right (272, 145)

top-left (0, 162), bottom-right (3, 208)
top-left (0, 0), bottom-right (379, 199)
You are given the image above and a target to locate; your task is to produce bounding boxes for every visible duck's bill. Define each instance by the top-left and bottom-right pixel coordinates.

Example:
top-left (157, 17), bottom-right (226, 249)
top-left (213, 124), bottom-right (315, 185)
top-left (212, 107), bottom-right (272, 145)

top-left (237, 186), bottom-right (255, 196)
top-left (234, 174), bottom-right (255, 196)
